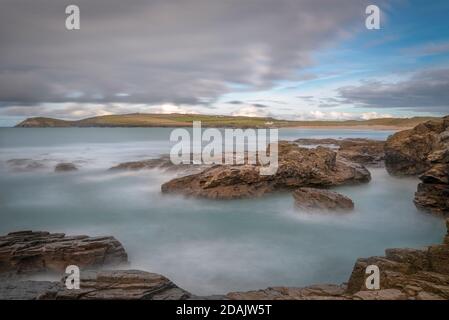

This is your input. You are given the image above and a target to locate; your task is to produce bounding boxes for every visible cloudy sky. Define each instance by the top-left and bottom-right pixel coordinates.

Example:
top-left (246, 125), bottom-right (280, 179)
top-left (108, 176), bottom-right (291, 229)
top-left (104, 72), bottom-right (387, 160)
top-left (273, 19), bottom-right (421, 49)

top-left (0, 0), bottom-right (448, 126)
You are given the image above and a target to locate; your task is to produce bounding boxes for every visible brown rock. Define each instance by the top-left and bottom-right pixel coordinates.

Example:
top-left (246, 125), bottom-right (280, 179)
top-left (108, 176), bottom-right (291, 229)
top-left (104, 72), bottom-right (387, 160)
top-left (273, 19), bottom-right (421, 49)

top-left (296, 138), bottom-right (385, 166)
top-left (292, 187), bottom-right (354, 212)
top-left (385, 116), bottom-right (449, 176)
top-left (161, 141), bottom-right (370, 200)
top-left (0, 231), bottom-right (128, 276)
top-left (43, 269), bottom-right (191, 300)
top-left (226, 284), bottom-right (348, 300)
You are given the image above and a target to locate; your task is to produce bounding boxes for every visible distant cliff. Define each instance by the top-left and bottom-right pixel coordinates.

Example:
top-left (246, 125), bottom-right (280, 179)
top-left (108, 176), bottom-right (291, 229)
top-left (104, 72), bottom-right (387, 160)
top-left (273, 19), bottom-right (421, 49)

top-left (14, 113), bottom-right (440, 129)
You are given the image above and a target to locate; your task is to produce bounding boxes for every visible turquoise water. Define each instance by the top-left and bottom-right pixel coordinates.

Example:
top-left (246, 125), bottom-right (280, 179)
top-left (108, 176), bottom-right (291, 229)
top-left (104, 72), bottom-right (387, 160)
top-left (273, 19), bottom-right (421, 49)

top-left (0, 128), bottom-right (446, 295)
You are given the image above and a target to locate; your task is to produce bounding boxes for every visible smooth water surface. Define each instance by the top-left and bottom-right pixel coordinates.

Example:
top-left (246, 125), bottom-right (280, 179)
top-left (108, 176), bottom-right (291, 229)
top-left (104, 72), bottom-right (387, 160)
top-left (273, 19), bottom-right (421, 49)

top-left (0, 128), bottom-right (445, 295)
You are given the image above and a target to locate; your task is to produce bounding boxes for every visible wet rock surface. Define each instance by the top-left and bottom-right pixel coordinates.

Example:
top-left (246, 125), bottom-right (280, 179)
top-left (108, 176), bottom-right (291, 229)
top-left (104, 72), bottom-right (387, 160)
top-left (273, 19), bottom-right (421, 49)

top-left (0, 231), bottom-right (128, 276)
top-left (293, 187), bottom-right (354, 212)
top-left (161, 141), bottom-right (370, 200)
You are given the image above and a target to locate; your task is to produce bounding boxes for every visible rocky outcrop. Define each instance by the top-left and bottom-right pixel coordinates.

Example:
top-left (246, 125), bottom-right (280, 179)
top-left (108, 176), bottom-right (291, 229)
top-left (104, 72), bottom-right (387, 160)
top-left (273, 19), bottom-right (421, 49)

top-left (296, 138), bottom-right (385, 166)
top-left (0, 231), bottom-right (128, 276)
top-left (161, 141), bottom-right (370, 200)
top-left (1, 220), bottom-right (448, 300)
top-left (385, 116), bottom-right (449, 176)
top-left (293, 188), bottom-right (354, 212)
top-left (109, 155), bottom-right (210, 176)
top-left (54, 162), bottom-right (78, 172)
top-left (40, 270), bottom-right (191, 300)
top-left (414, 164), bottom-right (449, 215)
top-left (385, 116), bottom-right (449, 215)
top-left (228, 219), bottom-right (449, 300)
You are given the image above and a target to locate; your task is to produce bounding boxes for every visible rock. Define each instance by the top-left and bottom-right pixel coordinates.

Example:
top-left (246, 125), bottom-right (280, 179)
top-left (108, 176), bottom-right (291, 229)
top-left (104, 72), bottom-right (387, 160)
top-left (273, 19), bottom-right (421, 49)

top-left (54, 162), bottom-right (78, 172)
top-left (292, 187), bottom-right (354, 212)
top-left (229, 219), bottom-right (449, 300)
top-left (0, 280), bottom-right (62, 300)
top-left (385, 116), bottom-right (449, 176)
top-left (109, 155), bottom-right (209, 176)
top-left (6, 158), bottom-right (46, 172)
top-left (0, 231), bottom-right (128, 276)
top-left (161, 141), bottom-right (370, 200)
top-left (227, 284), bottom-right (348, 300)
top-left (385, 116), bottom-right (449, 215)
top-left (296, 138), bottom-right (385, 166)
top-left (42, 270), bottom-right (191, 300)
top-left (352, 289), bottom-right (407, 300)
top-left (414, 182), bottom-right (449, 215)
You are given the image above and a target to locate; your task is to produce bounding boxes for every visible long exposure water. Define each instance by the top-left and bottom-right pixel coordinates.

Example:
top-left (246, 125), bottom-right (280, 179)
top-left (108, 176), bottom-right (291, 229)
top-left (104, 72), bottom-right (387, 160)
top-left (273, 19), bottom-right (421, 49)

top-left (0, 127), bottom-right (445, 295)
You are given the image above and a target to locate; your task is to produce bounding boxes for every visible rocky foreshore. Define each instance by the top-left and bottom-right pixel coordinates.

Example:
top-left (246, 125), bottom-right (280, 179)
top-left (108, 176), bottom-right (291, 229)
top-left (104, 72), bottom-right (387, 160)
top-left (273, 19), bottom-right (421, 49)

top-left (385, 116), bottom-right (449, 215)
top-left (1, 221), bottom-right (448, 300)
top-left (0, 231), bottom-right (128, 276)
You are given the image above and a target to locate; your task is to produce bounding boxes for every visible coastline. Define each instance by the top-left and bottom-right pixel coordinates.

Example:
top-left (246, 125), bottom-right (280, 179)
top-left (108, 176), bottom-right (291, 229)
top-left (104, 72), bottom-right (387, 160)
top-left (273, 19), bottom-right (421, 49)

top-left (286, 125), bottom-right (409, 131)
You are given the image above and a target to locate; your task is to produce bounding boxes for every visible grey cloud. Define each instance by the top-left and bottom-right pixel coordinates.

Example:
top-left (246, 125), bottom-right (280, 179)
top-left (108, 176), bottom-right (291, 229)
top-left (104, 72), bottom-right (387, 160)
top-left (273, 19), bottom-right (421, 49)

top-left (0, 0), bottom-right (381, 108)
top-left (338, 69), bottom-right (449, 113)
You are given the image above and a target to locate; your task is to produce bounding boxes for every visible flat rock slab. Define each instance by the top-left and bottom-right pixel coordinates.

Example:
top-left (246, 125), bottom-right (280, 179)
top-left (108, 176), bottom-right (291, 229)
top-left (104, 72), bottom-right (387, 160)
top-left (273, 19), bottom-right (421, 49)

top-left (0, 231), bottom-right (128, 276)
top-left (42, 269), bottom-right (191, 300)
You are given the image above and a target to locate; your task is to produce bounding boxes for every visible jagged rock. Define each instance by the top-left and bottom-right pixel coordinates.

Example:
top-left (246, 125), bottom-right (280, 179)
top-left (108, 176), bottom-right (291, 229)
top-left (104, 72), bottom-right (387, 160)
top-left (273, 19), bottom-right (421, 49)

top-left (292, 187), bottom-right (354, 212)
top-left (54, 162), bottom-right (78, 172)
top-left (384, 116), bottom-right (449, 215)
top-left (0, 231), bottom-right (128, 276)
top-left (385, 116), bottom-right (449, 176)
top-left (346, 220), bottom-right (449, 299)
top-left (161, 141), bottom-right (370, 200)
top-left (296, 138), bottom-right (385, 166)
top-left (42, 270), bottom-right (191, 300)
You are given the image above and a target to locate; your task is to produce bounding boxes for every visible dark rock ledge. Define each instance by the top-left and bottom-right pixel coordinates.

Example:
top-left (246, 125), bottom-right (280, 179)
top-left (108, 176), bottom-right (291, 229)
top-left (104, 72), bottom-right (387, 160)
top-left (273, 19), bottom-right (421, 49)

top-left (0, 221), bottom-right (449, 300)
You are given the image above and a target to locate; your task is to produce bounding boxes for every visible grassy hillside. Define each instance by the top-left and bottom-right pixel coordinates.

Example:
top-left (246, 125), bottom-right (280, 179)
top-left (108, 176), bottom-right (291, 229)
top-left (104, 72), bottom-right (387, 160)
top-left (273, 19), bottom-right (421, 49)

top-left (15, 113), bottom-right (441, 129)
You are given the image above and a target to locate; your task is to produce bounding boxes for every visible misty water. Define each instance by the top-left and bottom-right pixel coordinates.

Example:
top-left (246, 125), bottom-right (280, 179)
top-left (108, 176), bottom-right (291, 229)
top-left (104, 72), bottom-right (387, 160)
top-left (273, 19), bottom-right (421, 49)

top-left (0, 128), bottom-right (446, 295)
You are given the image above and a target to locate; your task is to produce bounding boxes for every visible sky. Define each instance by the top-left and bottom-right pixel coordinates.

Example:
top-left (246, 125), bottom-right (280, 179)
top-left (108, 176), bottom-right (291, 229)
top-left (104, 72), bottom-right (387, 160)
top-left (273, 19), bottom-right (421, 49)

top-left (0, 0), bottom-right (449, 126)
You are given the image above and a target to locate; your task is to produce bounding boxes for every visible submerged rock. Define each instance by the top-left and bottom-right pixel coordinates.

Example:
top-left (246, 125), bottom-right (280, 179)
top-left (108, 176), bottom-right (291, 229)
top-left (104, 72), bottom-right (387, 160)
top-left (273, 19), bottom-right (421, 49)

top-left (54, 162), bottom-right (78, 172)
top-left (109, 155), bottom-right (210, 176)
top-left (161, 141), bottom-right (370, 200)
top-left (0, 231), bottom-right (128, 276)
top-left (293, 187), bottom-right (354, 212)
top-left (6, 158), bottom-right (47, 172)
